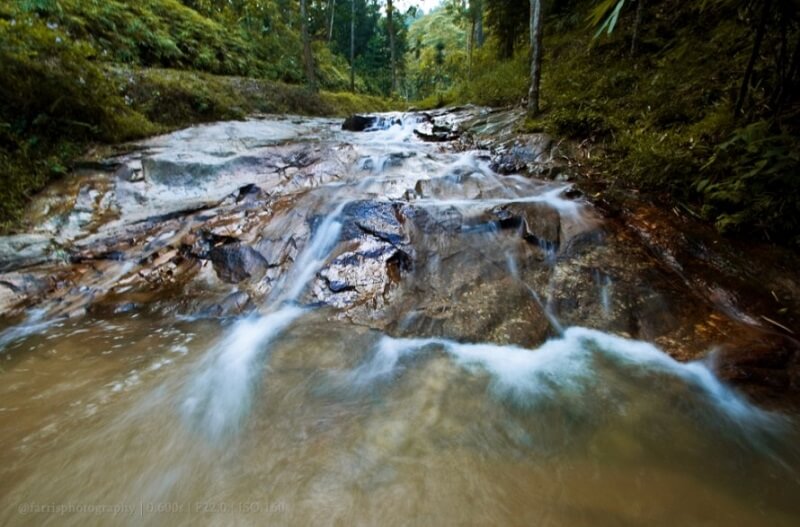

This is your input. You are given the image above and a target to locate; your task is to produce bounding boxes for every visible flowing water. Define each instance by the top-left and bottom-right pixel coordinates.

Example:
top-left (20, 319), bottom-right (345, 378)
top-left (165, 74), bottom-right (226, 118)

top-left (0, 112), bottom-right (799, 526)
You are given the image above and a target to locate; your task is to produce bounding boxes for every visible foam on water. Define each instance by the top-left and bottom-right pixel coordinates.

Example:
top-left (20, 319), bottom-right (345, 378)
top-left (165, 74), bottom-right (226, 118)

top-left (279, 200), bottom-right (348, 303)
top-left (359, 327), bottom-right (784, 439)
top-left (180, 195), bottom-right (353, 440)
top-left (181, 305), bottom-right (304, 441)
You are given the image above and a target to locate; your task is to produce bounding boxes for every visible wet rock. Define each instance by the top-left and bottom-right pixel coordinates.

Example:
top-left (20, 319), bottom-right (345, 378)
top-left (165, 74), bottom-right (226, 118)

top-left (0, 235), bottom-right (62, 272)
top-left (208, 243), bottom-right (268, 283)
top-left (492, 202), bottom-right (561, 248)
top-left (113, 302), bottom-right (139, 314)
top-left (394, 275), bottom-right (553, 347)
top-left (340, 201), bottom-right (408, 247)
top-left (74, 186), bottom-right (101, 213)
top-left (342, 115), bottom-right (377, 131)
top-left (0, 272), bottom-right (50, 312)
top-left (413, 171), bottom-right (494, 201)
top-left (313, 237), bottom-right (411, 312)
top-left (413, 122), bottom-right (461, 142)
top-left (236, 183), bottom-right (265, 203)
top-left (141, 154), bottom-right (267, 187)
top-left (217, 291), bottom-right (251, 315)
top-left (490, 134), bottom-right (553, 174)
top-left (403, 205), bottom-right (464, 234)
top-left (342, 114), bottom-right (401, 132)
top-left (114, 162), bottom-right (144, 182)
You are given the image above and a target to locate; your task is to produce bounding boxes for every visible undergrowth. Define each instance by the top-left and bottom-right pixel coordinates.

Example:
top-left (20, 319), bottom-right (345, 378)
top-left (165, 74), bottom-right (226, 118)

top-left (0, 2), bottom-right (392, 230)
top-left (441, 0), bottom-right (800, 247)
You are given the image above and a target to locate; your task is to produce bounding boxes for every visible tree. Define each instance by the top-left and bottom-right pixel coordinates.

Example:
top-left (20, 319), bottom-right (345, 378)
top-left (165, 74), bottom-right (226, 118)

top-left (473, 0), bottom-right (484, 49)
top-left (300, 0), bottom-right (317, 91)
top-left (630, 0), bottom-right (645, 57)
top-left (387, 0), bottom-right (397, 94)
top-left (736, 0), bottom-right (774, 116)
top-left (468, 0), bottom-right (484, 77)
top-left (351, 0), bottom-right (356, 91)
top-left (485, 0), bottom-right (528, 59)
top-left (527, 0), bottom-right (543, 117)
top-left (329, 0), bottom-right (337, 42)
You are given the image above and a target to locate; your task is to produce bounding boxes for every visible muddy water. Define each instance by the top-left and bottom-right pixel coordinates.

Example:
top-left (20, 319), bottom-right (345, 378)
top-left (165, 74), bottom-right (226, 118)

top-left (0, 111), bottom-right (799, 526)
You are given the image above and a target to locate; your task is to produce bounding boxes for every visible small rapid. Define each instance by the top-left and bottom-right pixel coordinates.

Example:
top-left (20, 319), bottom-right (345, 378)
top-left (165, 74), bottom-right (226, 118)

top-left (0, 111), bottom-right (798, 526)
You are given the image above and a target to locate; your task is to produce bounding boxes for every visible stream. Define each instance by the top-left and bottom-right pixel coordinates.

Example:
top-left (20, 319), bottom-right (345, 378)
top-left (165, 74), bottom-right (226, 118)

top-left (0, 108), bottom-right (798, 526)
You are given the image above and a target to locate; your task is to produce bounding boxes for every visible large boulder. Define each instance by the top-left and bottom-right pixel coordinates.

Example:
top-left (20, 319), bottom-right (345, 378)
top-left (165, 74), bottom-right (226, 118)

top-left (342, 115), bottom-right (377, 132)
top-left (490, 133), bottom-right (553, 174)
top-left (208, 243), bottom-right (269, 283)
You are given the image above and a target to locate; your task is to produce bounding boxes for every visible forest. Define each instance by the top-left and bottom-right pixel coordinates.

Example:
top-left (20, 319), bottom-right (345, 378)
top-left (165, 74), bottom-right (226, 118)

top-left (1, 0), bottom-right (799, 246)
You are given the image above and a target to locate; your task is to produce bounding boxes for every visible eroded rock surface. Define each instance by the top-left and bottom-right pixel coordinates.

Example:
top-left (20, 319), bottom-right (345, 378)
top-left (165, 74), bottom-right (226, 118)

top-left (1, 109), bottom-right (798, 407)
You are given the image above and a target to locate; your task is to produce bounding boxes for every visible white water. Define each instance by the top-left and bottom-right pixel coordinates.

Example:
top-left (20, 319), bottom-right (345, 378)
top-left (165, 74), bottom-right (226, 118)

top-left (181, 196), bottom-right (353, 440)
top-left (363, 328), bottom-right (782, 428)
top-left (2, 113), bottom-right (799, 526)
top-left (181, 306), bottom-right (304, 441)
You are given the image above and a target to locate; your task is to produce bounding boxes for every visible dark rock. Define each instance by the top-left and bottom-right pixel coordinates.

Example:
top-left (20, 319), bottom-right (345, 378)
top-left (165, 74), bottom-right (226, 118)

top-left (492, 202), bottom-right (561, 248)
top-left (208, 243), bottom-right (268, 283)
top-left (340, 201), bottom-right (408, 247)
top-left (218, 291), bottom-right (251, 315)
top-left (343, 114), bottom-right (402, 132)
top-left (342, 115), bottom-right (378, 132)
top-left (235, 183), bottom-right (265, 203)
top-left (490, 154), bottom-right (527, 175)
top-left (403, 205), bottom-right (464, 234)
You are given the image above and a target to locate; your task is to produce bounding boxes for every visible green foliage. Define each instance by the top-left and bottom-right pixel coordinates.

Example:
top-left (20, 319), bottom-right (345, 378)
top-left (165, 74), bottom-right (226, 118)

top-left (0, 0), bottom-right (398, 229)
top-left (405, 7), bottom-right (469, 100)
top-left (16, 0), bottom-right (293, 78)
top-left (447, 48), bottom-right (529, 106)
top-left (0, 6), bottom-right (154, 225)
top-left (589, 0), bottom-right (628, 37)
top-left (451, 0), bottom-right (800, 246)
top-left (325, 0), bottom-right (411, 96)
top-left (697, 121), bottom-right (800, 244)
top-left (485, 0), bottom-right (528, 58)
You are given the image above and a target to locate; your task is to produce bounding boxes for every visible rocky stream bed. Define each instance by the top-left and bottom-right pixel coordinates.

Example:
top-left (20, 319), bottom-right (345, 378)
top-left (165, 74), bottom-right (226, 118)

top-left (0, 107), bottom-right (799, 526)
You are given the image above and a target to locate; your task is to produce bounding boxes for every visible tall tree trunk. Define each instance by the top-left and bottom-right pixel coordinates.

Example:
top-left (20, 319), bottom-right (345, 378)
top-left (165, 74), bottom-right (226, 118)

top-left (735, 0), bottom-right (773, 116)
top-left (468, 16), bottom-right (475, 80)
top-left (300, 0), bottom-right (317, 91)
top-left (774, 32), bottom-right (800, 116)
top-left (387, 0), bottom-right (397, 95)
top-left (475, 0), bottom-right (484, 48)
top-left (630, 0), bottom-right (644, 57)
top-left (527, 0), bottom-right (543, 117)
top-left (328, 0), bottom-right (336, 42)
top-left (350, 0), bottom-right (356, 92)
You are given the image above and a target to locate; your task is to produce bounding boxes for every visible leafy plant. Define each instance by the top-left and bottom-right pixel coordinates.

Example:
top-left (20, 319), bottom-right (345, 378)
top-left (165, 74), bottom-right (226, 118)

top-left (697, 121), bottom-right (800, 244)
